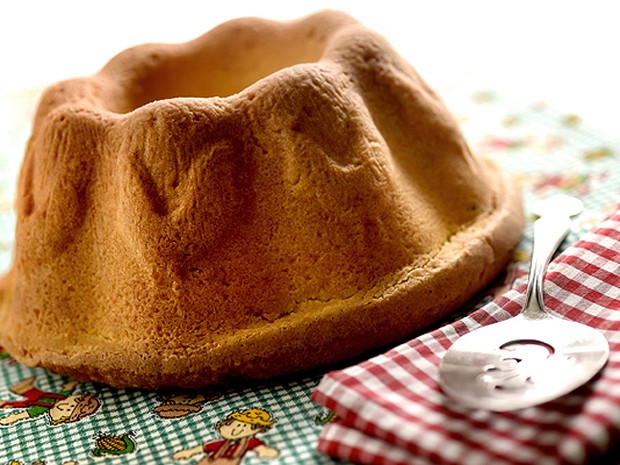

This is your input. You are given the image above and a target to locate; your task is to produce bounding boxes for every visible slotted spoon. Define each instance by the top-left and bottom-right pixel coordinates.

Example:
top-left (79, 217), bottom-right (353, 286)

top-left (439, 195), bottom-right (609, 411)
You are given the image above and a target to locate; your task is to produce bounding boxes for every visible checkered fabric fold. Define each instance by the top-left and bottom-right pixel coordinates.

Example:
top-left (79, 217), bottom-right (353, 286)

top-left (312, 210), bottom-right (620, 465)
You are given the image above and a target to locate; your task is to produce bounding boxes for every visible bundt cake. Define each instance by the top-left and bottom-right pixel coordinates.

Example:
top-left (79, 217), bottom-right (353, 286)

top-left (0, 10), bottom-right (523, 388)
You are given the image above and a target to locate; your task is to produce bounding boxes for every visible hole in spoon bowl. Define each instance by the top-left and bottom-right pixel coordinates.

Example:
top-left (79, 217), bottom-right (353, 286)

top-left (500, 339), bottom-right (555, 356)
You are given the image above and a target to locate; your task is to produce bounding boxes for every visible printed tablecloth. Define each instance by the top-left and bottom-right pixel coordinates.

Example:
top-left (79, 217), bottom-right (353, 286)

top-left (0, 85), bottom-right (618, 464)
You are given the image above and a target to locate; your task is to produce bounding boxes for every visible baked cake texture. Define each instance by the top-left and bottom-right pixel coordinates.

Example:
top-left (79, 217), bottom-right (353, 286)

top-left (0, 10), bottom-right (523, 388)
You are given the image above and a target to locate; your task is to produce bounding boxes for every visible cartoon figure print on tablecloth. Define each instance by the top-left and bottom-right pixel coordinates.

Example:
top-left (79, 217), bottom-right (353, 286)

top-left (524, 171), bottom-right (609, 197)
top-left (154, 390), bottom-right (222, 419)
top-left (91, 432), bottom-right (137, 457)
top-left (172, 408), bottom-right (280, 465)
top-left (314, 409), bottom-right (337, 426)
top-left (0, 376), bottom-right (100, 426)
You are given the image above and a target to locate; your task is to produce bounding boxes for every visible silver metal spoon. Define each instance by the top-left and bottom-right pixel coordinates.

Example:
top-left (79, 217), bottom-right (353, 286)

top-left (439, 194), bottom-right (609, 411)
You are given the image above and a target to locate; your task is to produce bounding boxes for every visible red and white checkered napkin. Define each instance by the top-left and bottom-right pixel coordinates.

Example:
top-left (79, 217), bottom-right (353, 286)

top-left (312, 210), bottom-right (620, 465)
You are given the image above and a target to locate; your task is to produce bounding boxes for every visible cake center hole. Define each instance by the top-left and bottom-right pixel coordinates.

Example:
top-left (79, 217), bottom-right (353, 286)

top-left (107, 23), bottom-right (331, 113)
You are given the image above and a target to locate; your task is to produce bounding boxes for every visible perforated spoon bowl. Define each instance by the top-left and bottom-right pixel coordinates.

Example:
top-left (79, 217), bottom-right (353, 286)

top-left (439, 195), bottom-right (609, 411)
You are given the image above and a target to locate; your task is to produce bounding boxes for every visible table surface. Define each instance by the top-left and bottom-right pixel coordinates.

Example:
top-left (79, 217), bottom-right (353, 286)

top-left (1, 3), bottom-right (619, 464)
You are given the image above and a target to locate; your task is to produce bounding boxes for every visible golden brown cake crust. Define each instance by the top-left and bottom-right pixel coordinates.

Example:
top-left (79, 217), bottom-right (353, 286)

top-left (0, 10), bottom-right (524, 388)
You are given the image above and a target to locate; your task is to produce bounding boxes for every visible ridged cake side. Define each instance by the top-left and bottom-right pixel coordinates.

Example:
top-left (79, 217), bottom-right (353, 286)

top-left (0, 11), bottom-right (523, 387)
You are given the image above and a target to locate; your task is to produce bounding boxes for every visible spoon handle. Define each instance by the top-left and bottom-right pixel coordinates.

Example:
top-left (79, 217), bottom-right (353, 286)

top-left (521, 214), bottom-right (571, 320)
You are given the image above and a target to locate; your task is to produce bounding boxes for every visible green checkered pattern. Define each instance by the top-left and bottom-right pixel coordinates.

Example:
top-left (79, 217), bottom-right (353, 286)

top-left (0, 370), bottom-right (334, 464)
top-left (0, 86), bottom-right (618, 464)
